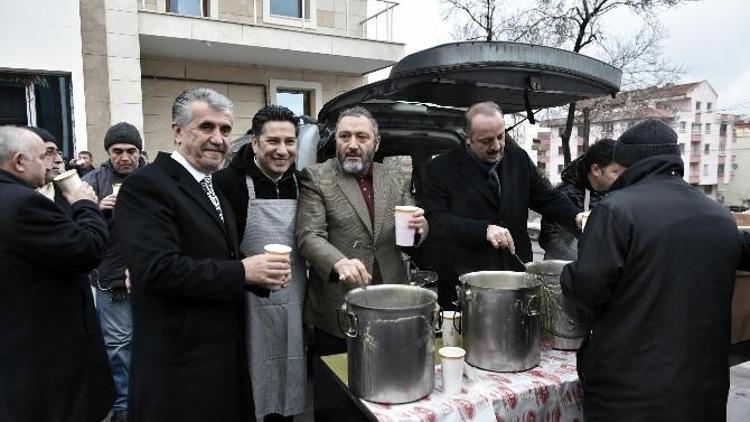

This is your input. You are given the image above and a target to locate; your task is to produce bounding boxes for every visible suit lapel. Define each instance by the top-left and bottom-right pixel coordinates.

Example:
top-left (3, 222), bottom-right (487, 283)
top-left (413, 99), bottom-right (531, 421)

top-left (372, 164), bottom-right (388, 241)
top-left (456, 151), bottom-right (499, 208)
top-left (336, 173), bottom-right (373, 237)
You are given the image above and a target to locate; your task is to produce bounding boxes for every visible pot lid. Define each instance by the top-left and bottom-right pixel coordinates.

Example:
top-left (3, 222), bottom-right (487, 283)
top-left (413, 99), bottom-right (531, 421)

top-left (317, 41), bottom-right (622, 126)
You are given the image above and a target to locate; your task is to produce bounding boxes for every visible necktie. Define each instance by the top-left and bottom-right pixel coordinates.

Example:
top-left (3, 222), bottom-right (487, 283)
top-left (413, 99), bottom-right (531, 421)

top-left (200, 176), bottom-right (224, 223)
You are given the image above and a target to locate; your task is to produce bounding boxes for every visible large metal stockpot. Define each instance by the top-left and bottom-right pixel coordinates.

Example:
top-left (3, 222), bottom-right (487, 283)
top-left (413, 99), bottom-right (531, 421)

top-left (338, 285), bottom-right (439, 404)
top-left (457, 271), bottom-right (541, 372)
top-left (526, 260), bottom-right (586, 350)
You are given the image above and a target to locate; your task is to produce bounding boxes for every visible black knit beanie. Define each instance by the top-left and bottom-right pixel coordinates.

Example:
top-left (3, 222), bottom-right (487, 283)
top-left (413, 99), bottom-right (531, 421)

top-left (613, 119), bottom-right (680, 167)
top-left (104, 122), bottom-right (143, 151)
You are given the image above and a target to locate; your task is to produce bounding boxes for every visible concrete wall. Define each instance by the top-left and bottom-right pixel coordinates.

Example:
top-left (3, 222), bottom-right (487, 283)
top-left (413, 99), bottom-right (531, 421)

top-left (1, 0), bottom-right (88, 147)
top-left (140, 57), bottom-right (363, 153)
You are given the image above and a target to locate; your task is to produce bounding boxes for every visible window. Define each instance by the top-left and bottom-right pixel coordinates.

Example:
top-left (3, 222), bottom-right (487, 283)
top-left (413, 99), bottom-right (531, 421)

top-left (702, 164), bottom-right (709, 176)
top-left (707, 102), bottom-right (712, 112)
top-left (718, 164), bottom-right (725, 177)
top-left (720, 123), bottom-right (727, 136)
top-left (679, 121), bottom-right (686, 133)
top-left (557, 164), bottom-right (564, 174)
top-left (557, 146), bottom-right (564, 155)
top-left (270, 79), bottom-right (322, 117)
top-left (537, 162), bottom-right (546, 171)
top-left (679, 143), bottom-right (685, 154)
top-left (704, 144), bottom-right (710, 154)
top-left (695, 101), bottom-right (701, 111)
top-left (602, 123), bottom-right (614, 133)
top-left (576, 125), bottom-right (583, 136)
top-left (705, 123), bottom-right (711, 134)
top-left (692, 123), bottom-right (702, 133)
top-left (719, 142), bottom-right (726, 156)
top-left (557, 127), bottom-right (565, 137)
top-left (167, 0), bottom-right (209, 17)
top-left (264, 0), bottom-right (316, 28)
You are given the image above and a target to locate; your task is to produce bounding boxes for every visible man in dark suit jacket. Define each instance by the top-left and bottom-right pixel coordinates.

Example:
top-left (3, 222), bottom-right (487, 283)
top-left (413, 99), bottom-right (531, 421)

top-left (422, 102), bottom-right (582, 308)
top-left (116, 88), bottom-right (291, 422)
top-left (0, 126), bottom-right (113, 421)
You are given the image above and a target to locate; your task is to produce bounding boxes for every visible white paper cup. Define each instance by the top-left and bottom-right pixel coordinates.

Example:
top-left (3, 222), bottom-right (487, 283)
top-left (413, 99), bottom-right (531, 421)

top-left (112, 183), bottom-right (122, 195)
top-left (53, 169), bottom-right (82, 194)
top-left (264, 244), bottom-right (292, 258)
top-left (394, 205), bottom-right (419, 246)
top-left (441, 311), bottom-right (461, 347)
top-left (439, 346), bottom-right (466, 395)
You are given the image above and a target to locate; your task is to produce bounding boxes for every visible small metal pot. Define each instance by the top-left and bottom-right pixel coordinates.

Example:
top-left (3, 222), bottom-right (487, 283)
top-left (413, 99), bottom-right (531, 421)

top-left (526, 260), bottom-right (586, 350)
top-left (338, 285), bottom-right (440, 404)
top-left (457, 271), bottom-right (541, 372)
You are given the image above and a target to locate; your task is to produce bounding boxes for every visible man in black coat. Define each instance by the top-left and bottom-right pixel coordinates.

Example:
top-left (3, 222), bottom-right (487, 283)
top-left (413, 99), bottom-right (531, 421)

top-left (539, 139), bottom-right (618, 260)
top-left (116, 88), bottom-right (291, 422)
top-left (422, 101), bottom-right (581, 308)
top-left (562, 119), bottom-right (750, 421)
top-left (0, 126), bottom-right (113, 421)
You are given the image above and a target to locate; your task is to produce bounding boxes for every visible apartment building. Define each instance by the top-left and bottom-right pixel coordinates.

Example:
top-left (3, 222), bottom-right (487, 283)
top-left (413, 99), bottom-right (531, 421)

top-left (537, 81), bottom-right (737, 201)
top-left (1, 0), bottom-right (404, 156)
top-left (723, 118), bottom-right (750, 208)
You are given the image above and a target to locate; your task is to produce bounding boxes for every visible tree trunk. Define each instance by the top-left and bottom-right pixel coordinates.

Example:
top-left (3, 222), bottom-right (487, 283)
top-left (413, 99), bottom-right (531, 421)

top-left (561, 102), bottom-right (577, 165)
top-left (582, 107), bottom-right (591, 149)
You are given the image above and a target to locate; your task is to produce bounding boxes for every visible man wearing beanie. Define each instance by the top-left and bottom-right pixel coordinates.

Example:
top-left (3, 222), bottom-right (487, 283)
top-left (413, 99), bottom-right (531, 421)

top-left (83, 121), bottom-right (145, 422)
top-left (561, 119), bottom-right (750, 421)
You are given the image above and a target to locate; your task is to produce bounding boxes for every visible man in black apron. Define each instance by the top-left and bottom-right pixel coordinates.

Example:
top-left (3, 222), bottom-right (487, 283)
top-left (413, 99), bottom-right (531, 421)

top-left (214, 105), bottom-right (305, 422)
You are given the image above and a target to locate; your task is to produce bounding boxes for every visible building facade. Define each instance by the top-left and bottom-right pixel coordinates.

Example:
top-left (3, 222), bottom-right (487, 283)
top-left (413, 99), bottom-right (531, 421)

top-left (537, 81), bottom-right (737, 201)
top-left (723, 118), bottom-right (750, 208)
top-left (2, 0), bottom-right (404, 158)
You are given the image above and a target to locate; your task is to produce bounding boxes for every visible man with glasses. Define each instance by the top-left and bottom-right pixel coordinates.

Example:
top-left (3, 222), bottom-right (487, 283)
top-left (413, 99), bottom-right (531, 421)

top-left (82, 121), bottom-right (144, 422)
top-left (26, 126), bottom-right (69, 212)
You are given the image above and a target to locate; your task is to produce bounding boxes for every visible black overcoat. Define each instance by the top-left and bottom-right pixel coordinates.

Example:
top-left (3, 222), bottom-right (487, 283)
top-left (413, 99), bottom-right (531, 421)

top-left (422, 144), bottom-right (578, 307)
top-left (562, 155), bottom-right (750, 421)
top-left (115, 153), bottom-right (253, 422)
top-left (0, 169), bottom-right (113, 421)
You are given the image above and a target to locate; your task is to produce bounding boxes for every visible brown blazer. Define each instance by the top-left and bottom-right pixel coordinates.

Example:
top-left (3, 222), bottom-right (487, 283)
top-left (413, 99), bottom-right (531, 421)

top-left (296, 159), bottom-right (423, 337)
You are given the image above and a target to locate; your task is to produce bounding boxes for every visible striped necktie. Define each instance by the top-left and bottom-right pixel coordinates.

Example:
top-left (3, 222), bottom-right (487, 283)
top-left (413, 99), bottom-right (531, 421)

top-left (200, 175), bottom-right (224, 223)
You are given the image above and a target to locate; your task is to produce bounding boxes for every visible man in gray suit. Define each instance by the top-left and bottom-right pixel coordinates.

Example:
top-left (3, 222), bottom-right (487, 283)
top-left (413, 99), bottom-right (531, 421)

top-left (296, 106), bottom-right (427, 355)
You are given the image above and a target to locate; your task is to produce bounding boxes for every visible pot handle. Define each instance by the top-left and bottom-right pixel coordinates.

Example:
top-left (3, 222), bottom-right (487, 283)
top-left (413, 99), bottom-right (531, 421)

top-left (453, 285), bottom-right (470, 334)
top-left (433, 304), bottom-right (442, 333)
top-left (336, 305), bottom-right (358, 338)
top-left (526, 294), bottom-right (541, 317)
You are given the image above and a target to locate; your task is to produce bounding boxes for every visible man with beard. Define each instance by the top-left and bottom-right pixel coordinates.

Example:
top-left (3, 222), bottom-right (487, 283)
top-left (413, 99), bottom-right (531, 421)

top-left (0, 126), bottom-right (113, 421)
top-left (82, 121), bottom-right (145, 422)
top-left (214, 105), bottom-right (305, 422)
top-left (27, 126), bottom-right (69, 212)
top-left (539, 139), bottom-right (619, 260)
top-left (115, 88), bottom-right (291, 422)
top-left (422, 101), bottom-right (583, 309)
top-left (296, 106), bottom-right (428, 355)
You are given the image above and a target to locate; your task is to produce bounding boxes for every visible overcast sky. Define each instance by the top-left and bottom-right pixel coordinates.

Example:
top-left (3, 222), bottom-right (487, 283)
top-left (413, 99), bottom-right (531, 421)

top-left (374, 0), bottom-right (750, 115)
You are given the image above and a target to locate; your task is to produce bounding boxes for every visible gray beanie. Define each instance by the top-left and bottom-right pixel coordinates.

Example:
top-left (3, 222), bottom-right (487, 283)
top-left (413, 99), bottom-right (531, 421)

top-left (613, 119), bottom-right (680, 167)
top-left (104, 122), bottom-right (143, 151)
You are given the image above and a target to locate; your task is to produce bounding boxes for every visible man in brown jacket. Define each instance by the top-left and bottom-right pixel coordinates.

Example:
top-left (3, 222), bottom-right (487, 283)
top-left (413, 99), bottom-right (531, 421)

top-left (296, 106), bottom-right (427, 355)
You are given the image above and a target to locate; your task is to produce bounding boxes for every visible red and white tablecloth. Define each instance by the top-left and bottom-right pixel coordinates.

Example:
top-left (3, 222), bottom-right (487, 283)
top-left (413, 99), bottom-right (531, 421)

top-left (360, 346), bottom-right (583, 422)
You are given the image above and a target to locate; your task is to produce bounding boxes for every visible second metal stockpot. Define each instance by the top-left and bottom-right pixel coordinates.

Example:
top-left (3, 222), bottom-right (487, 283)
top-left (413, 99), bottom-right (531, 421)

top-left (457, 271), bottom-right (541, 372)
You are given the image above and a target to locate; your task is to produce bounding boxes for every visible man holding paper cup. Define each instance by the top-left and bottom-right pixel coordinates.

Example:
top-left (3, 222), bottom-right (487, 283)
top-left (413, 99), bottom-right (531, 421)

top-left (0, 126), bottom-right (114, 421)
top-left (296, 106), bottom-right (428, 355)
top-left (116, 88), bottom-right (291, 422)
top-left (81, 121), bottom-right (145, 422)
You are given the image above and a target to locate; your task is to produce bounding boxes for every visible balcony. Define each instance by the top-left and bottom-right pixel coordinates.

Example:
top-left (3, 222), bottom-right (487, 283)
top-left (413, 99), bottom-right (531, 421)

top-left (719, 155), bottom-right (726, 164)
top-left (136, 1), bottom-right (404, 74)
top-left (691, 133), bottom-right (702, 143)
top-left (689, 175), bottom-right (700, 184)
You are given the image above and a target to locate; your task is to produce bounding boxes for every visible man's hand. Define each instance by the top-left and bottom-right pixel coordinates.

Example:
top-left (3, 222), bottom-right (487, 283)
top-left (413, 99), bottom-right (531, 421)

top-left (334, 258), bottom-right (372, 287)
top-left (99, 193), bottom-right (118, 211)
top-left (242, 253), bottom-right (291, 290)
top-left (486, 224), bottom-right (515, 254)
top-left (124, 268), bottom-right (132, 293)
top-left (576, 211), bottom-right (590, 230)
top-left (63, 182), bottom-right (98, 205)
top-left (408, 207), bottom-right (428, 236)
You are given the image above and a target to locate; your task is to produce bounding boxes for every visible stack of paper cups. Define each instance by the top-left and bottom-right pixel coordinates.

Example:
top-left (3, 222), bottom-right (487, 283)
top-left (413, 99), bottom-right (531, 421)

top-left (439, 346), bottom-right (466, 395)
top-left (394, 205), bottom-right (419, 246)
top-left (441, 311), bottom-right (461, 347)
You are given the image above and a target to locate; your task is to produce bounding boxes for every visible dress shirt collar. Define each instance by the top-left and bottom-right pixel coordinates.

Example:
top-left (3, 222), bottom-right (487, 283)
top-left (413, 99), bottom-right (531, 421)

top-left (171, 150), bottom-right (210, 182)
